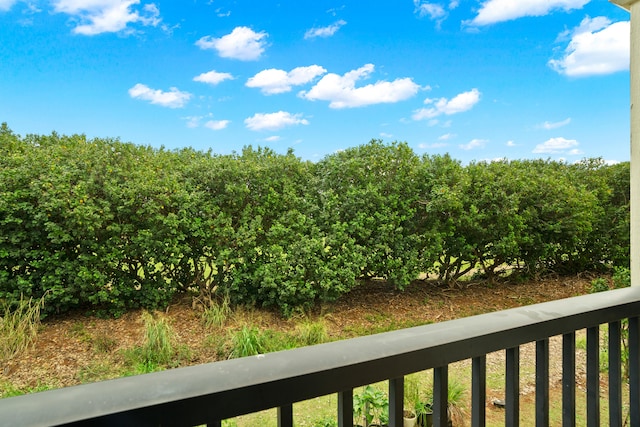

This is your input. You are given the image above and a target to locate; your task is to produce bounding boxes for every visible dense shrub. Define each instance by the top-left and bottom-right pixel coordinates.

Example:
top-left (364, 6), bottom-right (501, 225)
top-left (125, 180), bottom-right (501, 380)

top-left (0, 124), bottom-right (630, 316)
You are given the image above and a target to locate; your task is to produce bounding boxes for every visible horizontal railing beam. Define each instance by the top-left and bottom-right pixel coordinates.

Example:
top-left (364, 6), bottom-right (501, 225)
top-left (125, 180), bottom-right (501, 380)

top-left (1, 287), bottom-right (640, 426)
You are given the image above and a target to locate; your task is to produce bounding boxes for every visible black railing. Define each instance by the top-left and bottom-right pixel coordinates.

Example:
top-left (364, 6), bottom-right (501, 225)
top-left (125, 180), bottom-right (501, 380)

top-left (1, 287), bottom-right (640, 426)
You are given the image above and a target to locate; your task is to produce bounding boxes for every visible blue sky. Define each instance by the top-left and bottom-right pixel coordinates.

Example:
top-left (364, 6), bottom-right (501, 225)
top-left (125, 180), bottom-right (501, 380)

top-left (0, 0), bottom-right (632, 163)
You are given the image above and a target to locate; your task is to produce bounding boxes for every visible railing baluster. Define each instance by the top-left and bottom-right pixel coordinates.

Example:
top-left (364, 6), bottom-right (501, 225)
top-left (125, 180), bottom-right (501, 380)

top-left (586, 326), bottom-right (600, 427)
top-left (562, 332), bottom-right (576, 427)
top-left (472, 355), bottom-right (486, 427)
top-left (338, 389), bottom-right (353, 427)
top-left (278, 404), bottom-right (293, 427)
top-left (536, 339), bottom-right (549, 427)
top-left (434, 366), bottom-right (449, 427)
top-left (506, 346), bottom-right (520, 427)
top-left (609, 320), bottom-right (623, 427)
top-left (389, 377), bottom-right (404, 427)
top-left (630, 317), bottom-right (640, 427)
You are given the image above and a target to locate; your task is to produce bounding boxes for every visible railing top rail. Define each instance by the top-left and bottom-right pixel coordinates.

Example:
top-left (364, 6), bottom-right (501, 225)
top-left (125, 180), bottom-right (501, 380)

top-left (2, 287), bottom-right (640, 426)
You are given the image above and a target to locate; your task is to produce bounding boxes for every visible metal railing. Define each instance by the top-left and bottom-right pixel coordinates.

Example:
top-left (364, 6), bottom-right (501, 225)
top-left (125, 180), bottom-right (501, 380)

top-left (1, 287), bottom-right (640, 426)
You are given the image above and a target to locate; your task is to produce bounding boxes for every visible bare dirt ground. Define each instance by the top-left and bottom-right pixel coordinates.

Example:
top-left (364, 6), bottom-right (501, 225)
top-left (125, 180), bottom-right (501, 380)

top-left (1, 274), bottom-right (595, 397)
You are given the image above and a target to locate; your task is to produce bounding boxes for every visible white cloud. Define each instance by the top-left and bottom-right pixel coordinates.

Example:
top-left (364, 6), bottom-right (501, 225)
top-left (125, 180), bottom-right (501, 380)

top-left (304, 20), bottom-right (346, 39)
top-left (299, 64), bottom-right (420, 109)
top-left (533, 137), bottom-right (579, 153)
top-left (244, 111), bottom-right (309, 131)
top-left (204, 120), bottom-right (230, 130)
top-left (246, 65), bottom-right (327, 95)
top-left (264, 136), bottom-right (281, 142)
top-left (469, 0), bottom-right (589, 26)
top-left (538, 118), bottom-right (571, 130)
top-left (196, 26), bottom-right (267, 61)
top-left (184, 116), bottom-right (202, 128)
top-left (418, 142), bottom-right (448, 149)
top-left (412, 88), bottom-right (481, 120)
top-left (438, 133), bottom-right (456, 140)
top-left (0, 0), bottom-right (18, 11)
top-left (193, 70), bottom-right (234, 85)
top-left (128, 83), bottom-right (191, 108)
top-left (413, 1), bottom-right (446, 20)
top-left (460, 139), bottom-right (487, 150)
top-left (549, 17), bottom-right (629, 77)
top-left (380, 132), bottom-right (393, 138)
top-left (52, 0), bottom-right (161, 35)
top-left (506, 140), bottom-right (516, 147)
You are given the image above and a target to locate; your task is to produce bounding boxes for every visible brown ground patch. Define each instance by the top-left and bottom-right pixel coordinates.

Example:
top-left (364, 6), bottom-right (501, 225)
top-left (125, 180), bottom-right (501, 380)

top-left (1, 274), bottom-right (595, 396)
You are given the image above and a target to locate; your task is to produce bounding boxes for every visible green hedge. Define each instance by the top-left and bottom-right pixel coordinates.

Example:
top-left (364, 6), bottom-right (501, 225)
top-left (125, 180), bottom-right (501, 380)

top-left (0, 124), bottom-right (630, 316)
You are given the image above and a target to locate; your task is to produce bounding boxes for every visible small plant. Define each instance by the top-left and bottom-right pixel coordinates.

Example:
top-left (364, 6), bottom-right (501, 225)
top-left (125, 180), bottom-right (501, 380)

top-left (92, 333), bottom-right (118, 353)
top-left (312, 416), bottom-right (337, 427)
top-left (446, 378), bottom-right (467, 426)
top-left (296, 319), bottom-right (328, 346)
top-left (0, 295), bottom-right (44, 363)
top-left (353, 385), bottom-right (388, 426)
top-left (230, 326), bottom-right (265, 358)
top-left (589, 277), bottom-right (609, 293)
top-left (612, 267), bottom-right (630, 289)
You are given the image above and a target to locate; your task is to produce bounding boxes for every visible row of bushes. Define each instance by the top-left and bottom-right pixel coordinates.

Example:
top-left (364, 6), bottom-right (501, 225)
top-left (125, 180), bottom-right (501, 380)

top-left (0, 123), bottom-right (630, 316)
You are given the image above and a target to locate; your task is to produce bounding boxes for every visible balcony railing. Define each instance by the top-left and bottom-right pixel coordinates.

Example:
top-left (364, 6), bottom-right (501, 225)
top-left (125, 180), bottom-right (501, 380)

top-left (1, 287), bottom-right (639, 426)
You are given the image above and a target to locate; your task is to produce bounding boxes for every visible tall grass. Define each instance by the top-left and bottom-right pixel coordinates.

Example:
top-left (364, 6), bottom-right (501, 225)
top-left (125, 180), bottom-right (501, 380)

top-left (0, 295), bottom-right (44, 363)
top-left (140, 311), bottom-right (174, 366)
top-left (296, 319), bottom-right (328, 346)
top-left (230, 326), bottom-right (265, 358)
top-left (202, 294), bottom-right (232, 329)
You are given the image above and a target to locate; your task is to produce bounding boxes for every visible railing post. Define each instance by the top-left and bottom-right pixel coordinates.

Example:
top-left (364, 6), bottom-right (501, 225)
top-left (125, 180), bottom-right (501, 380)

top-left (338, 389), bottom-right (353, 427)
top-left (433, 366), bottom-right (449, 427)
top-left (629, 317), bottom-right (640, 427)
top-left (586, 326), bottom-right (600, 427)
top-left (506, 346), bottom-right (520, 427)
top-left (536, 339), bottom-right (549, 427)
top-left (389, 377), bottom-right (404, 427)
top-left (278, 404), bottom-right (293, 427)
top-left (609, 321), bottom-right (623, 427)
top-left (472, 355), bottom-right (486, 427)
top-left (562, 332), bottom-right (576, 427)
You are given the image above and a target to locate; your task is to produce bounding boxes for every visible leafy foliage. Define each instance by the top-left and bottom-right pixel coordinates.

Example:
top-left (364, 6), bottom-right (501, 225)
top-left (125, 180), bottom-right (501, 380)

top-left (0, 124), bottom-right (630, 316)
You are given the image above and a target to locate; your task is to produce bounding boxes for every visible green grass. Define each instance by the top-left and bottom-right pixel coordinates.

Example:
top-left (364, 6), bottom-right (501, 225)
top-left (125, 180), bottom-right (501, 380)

top-left (202, 294), bottom-right (232, 329)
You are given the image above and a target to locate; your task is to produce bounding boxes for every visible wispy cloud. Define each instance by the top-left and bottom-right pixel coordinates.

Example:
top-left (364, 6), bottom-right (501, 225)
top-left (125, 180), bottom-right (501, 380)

top-left (418, 142), bottom-right (448, 149)
top-left (412, 88), bottom-right (481, 120)
top-left (438, 133), bottom-right (456, 140)
top-left (468, 0), bottom-right (589, 27)
top-left (299, 64), bottom-right (420, 109)
top-left (459, 139), bottom-right (487, 150)
top-left (506, 140), bottom-right (516, 147)
top-left (549, 17), bottom-right (629, 77)
top-left (0, 0), bottom-right (18, 11)
top-left (247, 65), bottom-right (327, 95)
top-left (533, 137), bottom-right (579, 153)
top-left (52, 0), bottom-right (161, 35)
top-left (128, 83), bottom-right (191, 108)
top-left (413, 1), bottom-right (446, 20)
top-left (204, 120), bottom-right (230, 130)
top-left (537, 118), bottom-right (571, 130)
top-left (304, 20), bottom-right (346, 39)
top-left (196, 26), bottom-right (268, 61)
top-left (244, 111), bottom-right (309, 131)
top-left (193, 70), bottom-right (234, 85)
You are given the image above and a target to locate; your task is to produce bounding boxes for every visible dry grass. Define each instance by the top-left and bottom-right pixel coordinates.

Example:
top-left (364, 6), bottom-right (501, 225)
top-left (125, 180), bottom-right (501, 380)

top-left (0, 295), bottom-right (43, 364)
